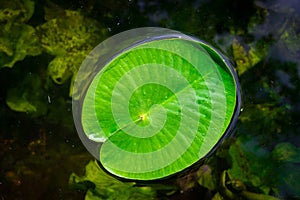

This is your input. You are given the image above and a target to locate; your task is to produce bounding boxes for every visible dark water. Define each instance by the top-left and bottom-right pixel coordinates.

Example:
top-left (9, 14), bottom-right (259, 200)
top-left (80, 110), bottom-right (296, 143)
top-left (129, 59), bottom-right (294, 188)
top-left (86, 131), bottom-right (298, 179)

top-left (0, 0), bottom-right (299, 199)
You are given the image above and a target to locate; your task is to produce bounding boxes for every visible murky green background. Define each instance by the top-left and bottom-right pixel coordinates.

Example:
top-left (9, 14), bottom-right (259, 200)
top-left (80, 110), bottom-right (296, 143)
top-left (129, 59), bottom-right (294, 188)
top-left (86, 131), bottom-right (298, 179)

top-left (0, 0), bottom-right (299, 199)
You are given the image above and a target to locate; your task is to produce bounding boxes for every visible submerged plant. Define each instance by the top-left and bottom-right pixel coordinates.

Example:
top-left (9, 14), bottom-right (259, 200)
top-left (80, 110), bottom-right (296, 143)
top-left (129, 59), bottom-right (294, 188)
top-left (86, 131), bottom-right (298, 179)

top-left (0, 0), bottom-right (41, 68)
top-left (36, 5), bottom-right (107, 95)
top-left (70, 160), bottom-right (157, 200)
top-left (6, 73), bottom-right (47, 115)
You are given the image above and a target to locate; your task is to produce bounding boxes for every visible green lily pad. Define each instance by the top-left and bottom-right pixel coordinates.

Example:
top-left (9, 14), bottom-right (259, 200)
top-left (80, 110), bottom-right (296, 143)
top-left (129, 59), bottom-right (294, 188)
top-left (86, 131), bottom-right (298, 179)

top-left (73, 28), bottom-right (240, 180)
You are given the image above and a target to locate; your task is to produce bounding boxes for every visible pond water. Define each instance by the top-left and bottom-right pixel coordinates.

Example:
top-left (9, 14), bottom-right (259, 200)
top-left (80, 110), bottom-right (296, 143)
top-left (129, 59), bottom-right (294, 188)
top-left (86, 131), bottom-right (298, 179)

top-left (0, 0), bottom-right (299, 199)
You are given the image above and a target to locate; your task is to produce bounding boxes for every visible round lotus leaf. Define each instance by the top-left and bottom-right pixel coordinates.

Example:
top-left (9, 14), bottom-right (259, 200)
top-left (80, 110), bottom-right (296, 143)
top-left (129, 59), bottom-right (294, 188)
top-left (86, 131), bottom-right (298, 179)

top-left (72, 27), bottom-right (241, 180)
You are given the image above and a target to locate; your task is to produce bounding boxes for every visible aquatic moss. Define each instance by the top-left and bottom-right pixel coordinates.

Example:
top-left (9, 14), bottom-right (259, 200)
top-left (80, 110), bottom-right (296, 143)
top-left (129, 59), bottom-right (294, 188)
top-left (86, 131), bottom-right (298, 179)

top-left (0, 0), bottom-right (41, 68)
top-left (69, 160), bottom-right (156, 200)
top-left (226, 136), bottom-right (300, 198)
top-left (0, 0), bottom-right (34, 24)
top-left (36, 9), bottom-right (107, 95)
top-left (6, 73), bottom-right (47, 116)
top-left (232, 38), bottom-right (270, 76)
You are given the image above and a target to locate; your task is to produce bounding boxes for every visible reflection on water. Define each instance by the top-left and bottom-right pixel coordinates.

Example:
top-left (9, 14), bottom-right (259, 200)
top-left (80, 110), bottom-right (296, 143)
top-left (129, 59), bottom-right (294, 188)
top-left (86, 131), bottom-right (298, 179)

top-left (0, 0), bottom-right (299, 199)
